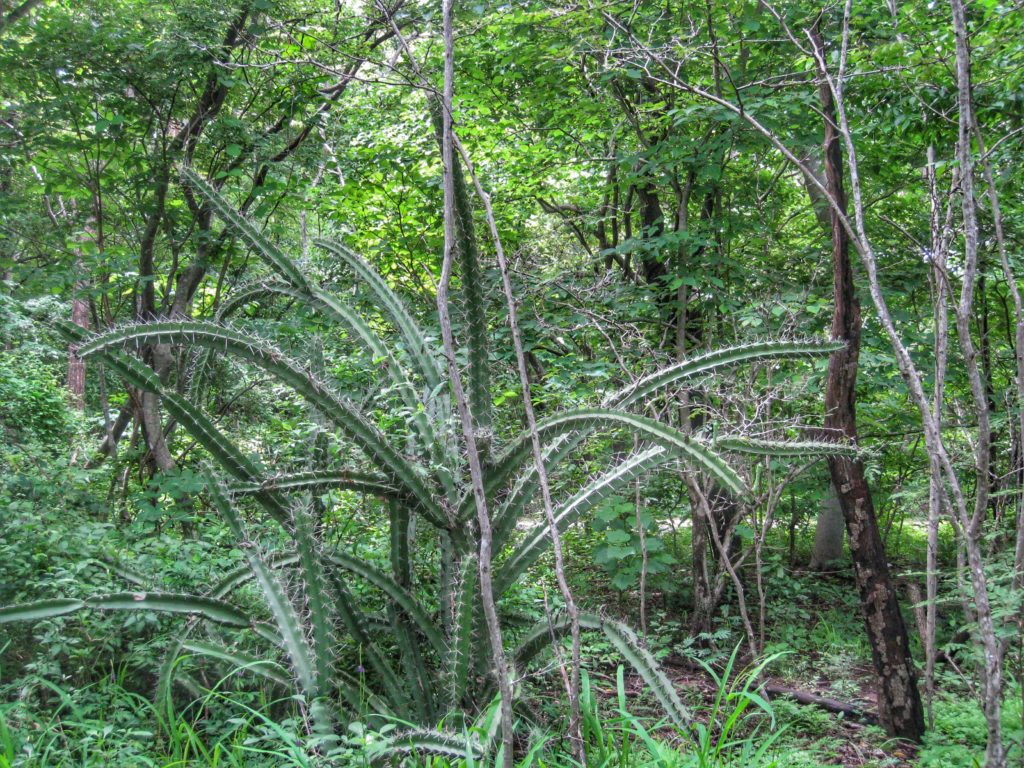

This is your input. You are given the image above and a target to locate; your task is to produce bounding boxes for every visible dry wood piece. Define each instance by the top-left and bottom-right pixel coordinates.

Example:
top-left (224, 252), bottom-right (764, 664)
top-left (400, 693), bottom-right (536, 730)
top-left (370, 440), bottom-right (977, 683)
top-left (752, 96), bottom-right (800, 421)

top-left (762, 681), bottom-right (878, 725)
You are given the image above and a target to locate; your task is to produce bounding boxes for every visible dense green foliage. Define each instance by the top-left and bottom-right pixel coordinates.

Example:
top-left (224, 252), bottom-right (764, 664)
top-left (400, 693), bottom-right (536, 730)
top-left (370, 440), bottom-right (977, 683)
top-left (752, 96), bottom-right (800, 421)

top-left (2, 0), bottom-right (1023, 765)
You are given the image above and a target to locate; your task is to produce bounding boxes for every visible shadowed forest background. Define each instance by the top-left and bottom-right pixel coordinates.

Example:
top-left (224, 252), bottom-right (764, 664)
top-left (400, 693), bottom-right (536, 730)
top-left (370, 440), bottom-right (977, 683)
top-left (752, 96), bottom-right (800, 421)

top-left (0, 0), bottom-right (1023, 765)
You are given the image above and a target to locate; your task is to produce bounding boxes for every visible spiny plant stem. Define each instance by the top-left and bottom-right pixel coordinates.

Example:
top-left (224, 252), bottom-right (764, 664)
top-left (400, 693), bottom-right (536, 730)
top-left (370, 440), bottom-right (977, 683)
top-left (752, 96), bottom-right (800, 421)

top-left (438, 1), bottom-right (514, 764)
top-left (451, 115), bottom-right (586, 767)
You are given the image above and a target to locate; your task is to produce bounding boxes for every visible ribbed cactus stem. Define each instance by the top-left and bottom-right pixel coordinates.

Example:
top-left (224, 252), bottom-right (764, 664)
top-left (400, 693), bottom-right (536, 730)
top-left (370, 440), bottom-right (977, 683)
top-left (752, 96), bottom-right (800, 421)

top-left (429, 99), bottom-right (492, 444)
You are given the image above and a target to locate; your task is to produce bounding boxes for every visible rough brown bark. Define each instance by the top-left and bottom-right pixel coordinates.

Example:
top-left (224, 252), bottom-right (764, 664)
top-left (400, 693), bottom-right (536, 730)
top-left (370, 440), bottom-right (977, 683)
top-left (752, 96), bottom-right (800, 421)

top-left (130, 6), bottom-right (250, 473)
top-left (812, 27), bottom-right (925, 743)
top-left (636, 182), bottom-right (667, 285)
top-left (666, 654), bottom-right (879, 723)
top-left (763, 682), bottom-right (878, 724)
top-left (689, 506), bottom-right (714, 635)
top-left (600, 10), bottom-right (1004, 757)
top-left (67, 294), bottom-right (89, 409)
top-left (67, 210), bottom-right (99, 411)
top-left (477, 150), bottom-right (587, 767)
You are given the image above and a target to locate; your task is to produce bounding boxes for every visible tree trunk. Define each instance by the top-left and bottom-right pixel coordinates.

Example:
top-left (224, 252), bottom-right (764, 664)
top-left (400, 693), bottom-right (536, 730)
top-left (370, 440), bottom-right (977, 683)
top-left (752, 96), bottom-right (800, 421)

top-left (67, 213), bottom-right (99, 411)
top-left (810, 486), bottom-right (845, 570)
top-left (812, 27), bottom-right (925, 743)
top-left (636, 182), bottom-right (667, 285)
top-left (690, 506), bottom-right (714, 635)
top-left (67, 294), bottom-right (89, 409)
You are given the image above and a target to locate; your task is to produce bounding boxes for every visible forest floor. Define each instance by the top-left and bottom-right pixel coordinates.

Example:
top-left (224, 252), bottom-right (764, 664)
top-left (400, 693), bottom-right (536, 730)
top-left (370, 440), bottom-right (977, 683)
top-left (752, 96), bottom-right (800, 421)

top-left (559, 523), bottom-right (1019, 768)
top-left (661, 661), bottom-right (913, 766)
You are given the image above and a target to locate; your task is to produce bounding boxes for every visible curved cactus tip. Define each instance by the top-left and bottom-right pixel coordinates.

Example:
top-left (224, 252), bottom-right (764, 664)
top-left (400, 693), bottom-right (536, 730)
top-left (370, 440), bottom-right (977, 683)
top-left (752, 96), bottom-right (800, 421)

top-left (513, 612), bottom-right (690, 731)
top-left (716, 435), bottom-right (858, 458)
top-left (606, 337), bottom-right (846, 408)
top-left (0, 597), bottom-right (85, 624)
top-left (368, 728), bottom-right (482, 765)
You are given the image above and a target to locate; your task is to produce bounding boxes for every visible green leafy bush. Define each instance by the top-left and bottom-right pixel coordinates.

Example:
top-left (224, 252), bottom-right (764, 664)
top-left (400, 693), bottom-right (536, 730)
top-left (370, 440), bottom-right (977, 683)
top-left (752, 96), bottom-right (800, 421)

top-left (0, 352), bottom-right (69, 447)
top-left (592, 495), bottom-right (675, 591)
top-left (918, 689), bottom-right (1023, 767)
